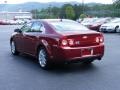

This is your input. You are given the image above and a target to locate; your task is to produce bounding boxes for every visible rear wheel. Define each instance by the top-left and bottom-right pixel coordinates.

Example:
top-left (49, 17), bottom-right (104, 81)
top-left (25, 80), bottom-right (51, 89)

top-left (114, 26), bottom-right (119, 33)
top-left (38, 48), bottom-right (51, 69)
top-left (10, 41), bottom-right (19, 55)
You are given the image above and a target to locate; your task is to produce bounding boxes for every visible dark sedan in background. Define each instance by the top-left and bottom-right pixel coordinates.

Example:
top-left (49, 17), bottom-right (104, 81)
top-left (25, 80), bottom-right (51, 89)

top-left (88, 18), bottom-right (111, 31)
top-left (10, 19), bottom-right (104, 69)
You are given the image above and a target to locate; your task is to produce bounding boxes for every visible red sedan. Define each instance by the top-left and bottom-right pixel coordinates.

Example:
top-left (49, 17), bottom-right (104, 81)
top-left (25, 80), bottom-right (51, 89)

top-left (88, 18), bottom-right (111, 31)
top-left (10, 19), bottom-right (104, 69)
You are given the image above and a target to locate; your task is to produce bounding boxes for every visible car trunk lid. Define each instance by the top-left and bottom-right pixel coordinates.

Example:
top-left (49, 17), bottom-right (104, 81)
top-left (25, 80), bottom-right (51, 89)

top-left (68, 33), bottom-right (101, 47)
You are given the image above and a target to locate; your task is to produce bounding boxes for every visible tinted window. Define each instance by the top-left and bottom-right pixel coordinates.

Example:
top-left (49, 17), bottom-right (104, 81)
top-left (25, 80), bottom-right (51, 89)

top-left (31, 22), bottom-right (41, 32)
top-left (21, 22), bottom-right (32, 32)
top-left (40, 24), bottom-right (45, 33)
top-left (31, 22), bottom-right (45, 33)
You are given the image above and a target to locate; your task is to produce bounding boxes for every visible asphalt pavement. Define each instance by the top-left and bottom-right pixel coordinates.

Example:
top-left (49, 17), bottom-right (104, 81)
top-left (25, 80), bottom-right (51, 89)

top-left (0, 25), bottom-right (120, 90)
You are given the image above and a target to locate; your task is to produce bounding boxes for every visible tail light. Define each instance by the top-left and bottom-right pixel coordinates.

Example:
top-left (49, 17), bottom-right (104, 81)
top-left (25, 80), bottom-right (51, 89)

top-left (60, 39), bottom-right (80, 47)
top-left (100, 34), bottom-right (104, 43)
top-left (95, 35), bottom-right (104, 43)
top-left (68, 39), bottom-right (74, 46)
top-left (95, 37), bottom-right (99, 43)
top-left (61, 39), bottom-right (68, 46)
top-left (100, 36), bottom-right (104, 43)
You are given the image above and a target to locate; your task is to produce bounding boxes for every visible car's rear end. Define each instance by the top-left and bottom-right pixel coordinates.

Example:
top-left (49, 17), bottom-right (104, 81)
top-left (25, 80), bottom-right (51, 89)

top-left (46, 20), bottom-right (104, 63)
top-left (55, 33), bottom-right (104, 62)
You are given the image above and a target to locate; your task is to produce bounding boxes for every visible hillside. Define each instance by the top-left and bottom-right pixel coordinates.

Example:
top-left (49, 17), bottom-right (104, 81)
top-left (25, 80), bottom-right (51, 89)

top-left (0, 2), bottom-right (107, 12)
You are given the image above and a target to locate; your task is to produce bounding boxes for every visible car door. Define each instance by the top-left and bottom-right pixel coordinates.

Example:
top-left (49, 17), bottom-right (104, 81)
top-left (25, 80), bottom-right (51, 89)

top-left (14, 22), bottom-right (32, 52)
top-left (19, 22), bottom-right (32, 53)
top-left (22, 21), bottom-right (45, 56)
top-left (14, 31), bottom-right (23, 52)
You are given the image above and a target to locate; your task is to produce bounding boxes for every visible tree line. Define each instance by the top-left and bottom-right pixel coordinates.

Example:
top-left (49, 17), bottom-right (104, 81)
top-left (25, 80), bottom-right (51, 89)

top-left (31, 2), bottom-right (120, 20)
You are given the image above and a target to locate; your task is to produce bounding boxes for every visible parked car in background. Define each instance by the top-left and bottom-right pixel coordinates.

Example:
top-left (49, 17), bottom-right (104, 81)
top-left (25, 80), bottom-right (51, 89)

top-left (76, 18), bottom-right (82, 23)
top-left (88, 18), bottom-right (111, 31)
top-left (81, 18), bottom-right (98, 27)
top-left (8, 20), bottom-right (18, 25)
top-left (0, 19), bottom-right (25, 25)
top-left (0, 19), bottom-right (10, 25)
top-left (15, 19), bottom-right (25, 25)
top-left (10, 19), bottom-right (104, 69)
top-left (0, 20), bottom-right (5, 25)
top-left (100, 18), bottom-right (120, 33)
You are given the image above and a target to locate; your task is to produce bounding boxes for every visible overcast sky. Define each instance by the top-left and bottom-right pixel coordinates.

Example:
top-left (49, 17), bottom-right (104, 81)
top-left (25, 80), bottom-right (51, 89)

top-left (0, 0), bottom-right (113, 4)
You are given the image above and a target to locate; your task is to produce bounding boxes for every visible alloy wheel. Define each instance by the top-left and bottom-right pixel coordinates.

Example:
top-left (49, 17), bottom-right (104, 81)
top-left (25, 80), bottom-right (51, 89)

top-left (38, 49), bottom-right (47, 68)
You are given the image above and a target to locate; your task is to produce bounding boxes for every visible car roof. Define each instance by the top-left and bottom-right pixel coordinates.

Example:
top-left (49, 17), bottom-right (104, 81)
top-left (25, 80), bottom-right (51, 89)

top-left (31, 19), bottom-right (78, 23)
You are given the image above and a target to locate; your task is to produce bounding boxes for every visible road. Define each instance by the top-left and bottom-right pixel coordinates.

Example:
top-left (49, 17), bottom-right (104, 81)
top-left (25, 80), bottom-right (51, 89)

top-left (0, 25), bottom-right (120, 90)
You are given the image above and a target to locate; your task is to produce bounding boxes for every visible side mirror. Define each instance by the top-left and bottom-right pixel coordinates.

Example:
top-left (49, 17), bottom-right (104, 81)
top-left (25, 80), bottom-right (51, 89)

top-left (14, 29), bottom-right (22, 33)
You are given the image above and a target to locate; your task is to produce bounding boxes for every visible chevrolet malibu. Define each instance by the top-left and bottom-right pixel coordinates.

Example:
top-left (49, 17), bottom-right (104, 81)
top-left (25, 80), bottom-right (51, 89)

top-left (10, 19), bottom-right (104, 69)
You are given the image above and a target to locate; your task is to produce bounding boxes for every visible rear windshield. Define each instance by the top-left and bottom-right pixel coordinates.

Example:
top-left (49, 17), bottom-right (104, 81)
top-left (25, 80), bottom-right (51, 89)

top-left (50, 22), bottom-right (89, 32)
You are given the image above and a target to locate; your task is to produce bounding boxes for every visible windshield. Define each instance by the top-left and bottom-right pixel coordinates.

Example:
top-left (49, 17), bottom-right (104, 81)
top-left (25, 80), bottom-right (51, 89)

top-left (51, 22), bottom-right (89, 32)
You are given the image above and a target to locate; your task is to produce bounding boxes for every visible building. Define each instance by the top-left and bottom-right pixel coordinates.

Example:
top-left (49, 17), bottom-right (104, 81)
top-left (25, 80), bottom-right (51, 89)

top-left (0, 11), bottom-right (32, 20)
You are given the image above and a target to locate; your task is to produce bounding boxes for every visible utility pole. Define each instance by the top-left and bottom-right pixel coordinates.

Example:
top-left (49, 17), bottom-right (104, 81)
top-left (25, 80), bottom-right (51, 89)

top-left (48, 4), bottom-right (52, 17)
top-left (4, 0), bottom-right (8, 21)
top-left (82, 0), bottom-right (84, 14)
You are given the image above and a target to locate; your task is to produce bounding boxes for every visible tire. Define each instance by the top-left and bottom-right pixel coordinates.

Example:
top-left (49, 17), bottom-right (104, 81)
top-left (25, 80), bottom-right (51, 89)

top-left (83, 59), bottom-right (94, 64)
top-left (114, 26), bottom-right (119, 33)
top-left (10, 41), bottom-right (19, 55)
top-left (38, 48), bottom-right (51, 69)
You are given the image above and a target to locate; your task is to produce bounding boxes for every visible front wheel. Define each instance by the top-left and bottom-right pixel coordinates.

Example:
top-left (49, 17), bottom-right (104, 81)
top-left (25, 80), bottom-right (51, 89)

top-left (38, 48), bottom-right (51, 69)
top-left (10, 41), bottom-right (19, 55)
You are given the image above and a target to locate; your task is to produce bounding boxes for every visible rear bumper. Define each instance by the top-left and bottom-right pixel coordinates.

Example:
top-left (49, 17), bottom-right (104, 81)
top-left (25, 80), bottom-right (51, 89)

top-left (51, 44), bottom-right (104, 63)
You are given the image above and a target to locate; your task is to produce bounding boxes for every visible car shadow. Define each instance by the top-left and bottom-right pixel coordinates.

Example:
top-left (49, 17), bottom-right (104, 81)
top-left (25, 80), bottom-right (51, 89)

top-left (10, 53), bottom-right (99, 74)
top-left (49, 62), bottom-right (98, 74)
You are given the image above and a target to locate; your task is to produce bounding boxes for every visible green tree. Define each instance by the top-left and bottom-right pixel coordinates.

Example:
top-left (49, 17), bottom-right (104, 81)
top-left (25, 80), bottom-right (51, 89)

top-left (59, 4), bottom-right (69, 19)
top-left (73, 4), bottom-right (82, 20)
top-left (65, 5), bottom-right (75, 20)
top-left (31, 9), bottom-right (39, 19)
top-left (80, 14), bottom-right (87, 20)
top-left (51, 7), bottom-right (60, 18)
top-left (114, 0), bottom-right (120, 8)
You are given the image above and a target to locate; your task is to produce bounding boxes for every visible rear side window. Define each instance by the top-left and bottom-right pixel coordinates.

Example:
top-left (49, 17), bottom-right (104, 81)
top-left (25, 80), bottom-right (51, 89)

top-left (31, 22), bottom-right (41, 32)
top-left (31, 22), bottom-right (45, 33)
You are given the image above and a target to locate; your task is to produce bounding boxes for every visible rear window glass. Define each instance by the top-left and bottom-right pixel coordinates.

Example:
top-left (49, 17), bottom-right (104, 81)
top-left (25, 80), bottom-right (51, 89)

top-left (51, 22), bottom-right (89, 32)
